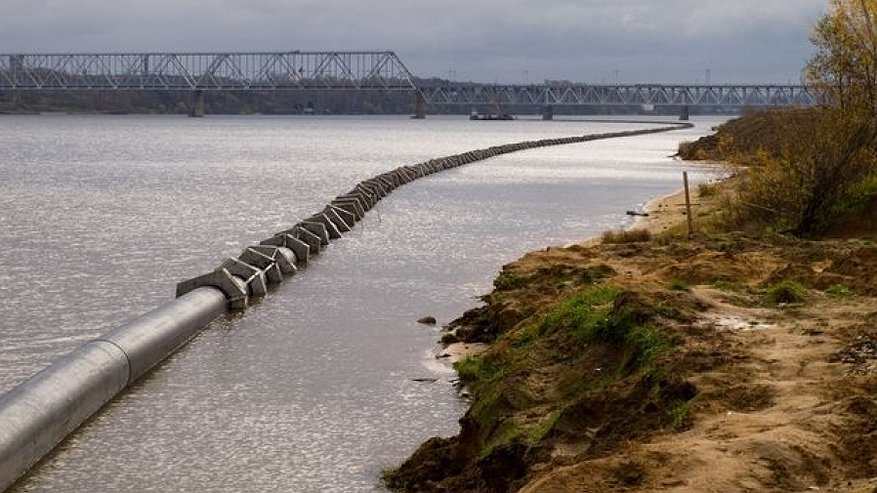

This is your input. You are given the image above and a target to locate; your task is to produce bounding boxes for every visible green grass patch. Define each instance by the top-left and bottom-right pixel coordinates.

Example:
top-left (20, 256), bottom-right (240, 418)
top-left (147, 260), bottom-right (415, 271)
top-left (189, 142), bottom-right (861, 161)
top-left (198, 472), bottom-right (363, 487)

top-left (825, 283), bottom-right (855, 298)
top-left (666, 400), bottom-right (691, 429)
top-left (537, 285), bottom-right (622, 339)
top-left (667, 278), bottom-right (689, 291)
top-left (455, 355), bottom-right (505, 387)
top-left (456, 285), bottom-right (678, 463)
top-left (510, 323), bottom-right (540, 348)
top-left (623, 326), bottom-right (669, 370)
top-left (766, 279), bottom-right (807, 305)
top-left (525, 409), bottom-right (563, 443)
top-left (477, 420), bottom-right (522, 459)
top-left (476, 409), bottom-right (564, 460)
top-left (494, 271), bottom-right (528, 291)
top-left (536, 286), bottom-right (670, 371)
top-left (592, 305), bottom-right (641, 345)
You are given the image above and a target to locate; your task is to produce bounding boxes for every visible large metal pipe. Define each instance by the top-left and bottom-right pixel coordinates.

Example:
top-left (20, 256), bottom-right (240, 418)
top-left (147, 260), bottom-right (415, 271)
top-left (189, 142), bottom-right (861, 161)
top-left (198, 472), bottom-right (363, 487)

top-left (0, 287), bottom-right (227, 491)
top-left (98, 287), bottom-right (228, 382)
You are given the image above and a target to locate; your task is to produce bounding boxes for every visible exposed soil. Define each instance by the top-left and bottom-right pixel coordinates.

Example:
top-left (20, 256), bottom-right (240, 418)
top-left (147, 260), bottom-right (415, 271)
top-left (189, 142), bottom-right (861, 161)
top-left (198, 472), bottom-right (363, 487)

top-left (385, 177), bottom-right (877, 492)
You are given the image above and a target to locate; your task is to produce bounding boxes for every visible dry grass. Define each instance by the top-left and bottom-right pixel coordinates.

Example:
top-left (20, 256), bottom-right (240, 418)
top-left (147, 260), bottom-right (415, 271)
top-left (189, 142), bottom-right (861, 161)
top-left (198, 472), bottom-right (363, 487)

top-left (601, 228), bottom-right (652, 244)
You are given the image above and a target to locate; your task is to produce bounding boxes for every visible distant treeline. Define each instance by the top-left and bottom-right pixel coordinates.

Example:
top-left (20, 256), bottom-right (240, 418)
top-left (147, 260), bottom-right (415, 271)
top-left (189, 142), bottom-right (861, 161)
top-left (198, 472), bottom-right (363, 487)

top-left (0, 89), bottom-right (730, 116)
top-left (0, 89), bottom-right (415, 115)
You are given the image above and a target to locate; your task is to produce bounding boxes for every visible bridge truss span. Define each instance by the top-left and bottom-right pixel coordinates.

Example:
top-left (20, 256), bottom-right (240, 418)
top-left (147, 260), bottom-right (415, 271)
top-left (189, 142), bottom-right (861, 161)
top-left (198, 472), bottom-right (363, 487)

top-left (421, 83), bottom-right (817, 107)
top-left (0, 51), bottom-right (419, 91)
top-left (0, 51), bottom-right (819, 112)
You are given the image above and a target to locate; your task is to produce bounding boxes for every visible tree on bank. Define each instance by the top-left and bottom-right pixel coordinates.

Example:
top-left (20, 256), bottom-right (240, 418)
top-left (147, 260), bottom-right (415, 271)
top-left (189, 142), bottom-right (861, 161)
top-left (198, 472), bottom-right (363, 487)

top-left (809, 0), bottom-right (877, 112)
top-left (733, 0), bottom-right (877, 237)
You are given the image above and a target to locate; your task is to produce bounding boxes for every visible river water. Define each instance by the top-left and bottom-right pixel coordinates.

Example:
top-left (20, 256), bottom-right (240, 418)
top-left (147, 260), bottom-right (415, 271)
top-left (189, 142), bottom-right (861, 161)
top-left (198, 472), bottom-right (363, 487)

top-left (0, 114), bottom-right (723, 492)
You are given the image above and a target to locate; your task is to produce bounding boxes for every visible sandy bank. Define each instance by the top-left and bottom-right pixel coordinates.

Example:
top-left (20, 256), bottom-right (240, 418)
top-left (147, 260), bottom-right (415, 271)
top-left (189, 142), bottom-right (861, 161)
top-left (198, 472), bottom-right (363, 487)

top-left (390, 170), bottom-right (877, 493)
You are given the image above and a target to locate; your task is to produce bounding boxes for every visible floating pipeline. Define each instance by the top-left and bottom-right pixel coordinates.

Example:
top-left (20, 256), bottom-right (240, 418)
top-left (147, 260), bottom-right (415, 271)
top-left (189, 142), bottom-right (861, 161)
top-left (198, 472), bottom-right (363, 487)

top-left (0, 121), bottom-right (693, 491)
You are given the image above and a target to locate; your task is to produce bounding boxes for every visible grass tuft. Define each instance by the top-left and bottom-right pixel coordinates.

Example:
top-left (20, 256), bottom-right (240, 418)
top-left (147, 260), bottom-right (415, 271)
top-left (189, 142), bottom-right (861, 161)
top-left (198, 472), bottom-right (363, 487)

top-left (666, 400), bottom-right (691, 429)
top-left (825, 284), bottom-right (855, 298)
top-left (537, 285), bottom-right (622, 339)
top-left (668, 278), bottom-right (689, 291)
top-left (601, 228), bottom-right (652, 244)
top-left (698, 183), bottom-right (718, 198)
top-left (495, 271), bottom-right (527, 291)
top-left (766, 279), bottom-right (807, 305)
top-left (454, 355), bottom-right (503, 387)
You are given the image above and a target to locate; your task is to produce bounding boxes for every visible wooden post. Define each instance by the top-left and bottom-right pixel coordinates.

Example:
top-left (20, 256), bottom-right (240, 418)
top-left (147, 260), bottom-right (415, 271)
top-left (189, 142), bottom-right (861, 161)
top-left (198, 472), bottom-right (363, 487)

top-left (683, 171), bottom-right (694, 239)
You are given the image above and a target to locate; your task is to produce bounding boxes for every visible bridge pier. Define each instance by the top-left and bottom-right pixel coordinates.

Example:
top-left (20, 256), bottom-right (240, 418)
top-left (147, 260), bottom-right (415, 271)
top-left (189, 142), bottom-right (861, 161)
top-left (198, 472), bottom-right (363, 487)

top-left (679, 105), bottom-right (690, 121)
top-left (189, 90), bottom-right (205, 117)
top-left (412, 91), bottom-right (426, 119)
top-left (542, 105), bottom-right (554, 121)
top-left (10, 90), bottom-right (22, 110)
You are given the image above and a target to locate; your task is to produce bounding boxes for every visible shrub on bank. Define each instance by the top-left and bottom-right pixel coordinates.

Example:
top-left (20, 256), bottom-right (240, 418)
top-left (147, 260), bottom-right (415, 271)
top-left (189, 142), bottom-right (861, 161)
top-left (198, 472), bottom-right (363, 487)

top-left (681, 108), bottom-right (877, 238)
top-left (697, 183), bottom-right (718, 198)
top-left (601, 228), bottom-right (652, 244)
top-left (825, 284), bottom-right (855, 298)
top-left (766, 279), bottom-right (807, 305)
top-left (732, 108), bottom-right (877, 237)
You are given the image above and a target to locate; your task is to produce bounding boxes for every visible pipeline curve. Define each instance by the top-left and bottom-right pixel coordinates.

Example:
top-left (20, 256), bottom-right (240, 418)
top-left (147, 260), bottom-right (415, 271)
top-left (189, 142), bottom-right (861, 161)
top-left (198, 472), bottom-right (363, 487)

top-left (0, 120), bottom-right (693, 491)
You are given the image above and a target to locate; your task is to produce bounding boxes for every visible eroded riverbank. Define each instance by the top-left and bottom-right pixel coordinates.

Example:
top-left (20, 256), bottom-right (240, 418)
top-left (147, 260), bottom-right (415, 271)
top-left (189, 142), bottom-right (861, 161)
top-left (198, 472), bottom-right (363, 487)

top-left (386, 153), bottom-right (877, 493)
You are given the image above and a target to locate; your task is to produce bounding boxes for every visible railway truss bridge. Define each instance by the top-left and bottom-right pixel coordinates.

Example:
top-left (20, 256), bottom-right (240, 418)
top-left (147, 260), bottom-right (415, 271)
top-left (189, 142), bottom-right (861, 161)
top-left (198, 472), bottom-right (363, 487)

top-left (0, 50), bottom-right (817, 117)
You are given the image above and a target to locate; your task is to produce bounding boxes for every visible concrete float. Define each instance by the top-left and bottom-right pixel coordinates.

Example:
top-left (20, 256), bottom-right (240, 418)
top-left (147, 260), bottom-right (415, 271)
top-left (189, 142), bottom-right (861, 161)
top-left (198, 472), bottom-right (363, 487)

top-left (219, 258), bottom-right (269, 297)
top-left (0, 121), bottom-right (694, 492)
top-left (287, 226), bottom-right (323, 255)
top-left (323, 207), bottom-right (353, 233)
top-left (331, 198), bottom-right (365, 221)
top-left (306, 213), bottom-right (343, 240)
top-left (327, 205), bottom-right (358, 230)
top-left (239, 248), bottom-right (285, 284)
top-left (260, 234), bottom-right (310, 266)
top-left (297, 221), bottom-right (331, 246)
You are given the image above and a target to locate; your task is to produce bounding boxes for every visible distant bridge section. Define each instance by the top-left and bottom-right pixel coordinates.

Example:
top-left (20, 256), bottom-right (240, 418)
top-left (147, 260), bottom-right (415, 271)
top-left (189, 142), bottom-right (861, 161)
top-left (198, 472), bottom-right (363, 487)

top-left (419, 83), bottom-right (817, 108)
top-left (0, 51), bottom-right (419, 91)
top-left (0, 51), bottom-right (817, 117)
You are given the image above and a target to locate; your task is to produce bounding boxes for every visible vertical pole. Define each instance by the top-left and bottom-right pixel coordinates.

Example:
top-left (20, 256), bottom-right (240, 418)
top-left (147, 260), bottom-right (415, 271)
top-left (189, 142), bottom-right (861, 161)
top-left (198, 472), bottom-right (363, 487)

top-left (683, 171), bottom-right (694, 239)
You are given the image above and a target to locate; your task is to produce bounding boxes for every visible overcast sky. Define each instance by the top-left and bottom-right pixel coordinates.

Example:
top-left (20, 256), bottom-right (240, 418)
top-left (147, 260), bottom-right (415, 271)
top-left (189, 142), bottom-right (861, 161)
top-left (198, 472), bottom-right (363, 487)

top-left (0, 0), bottom-right (827, 84)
